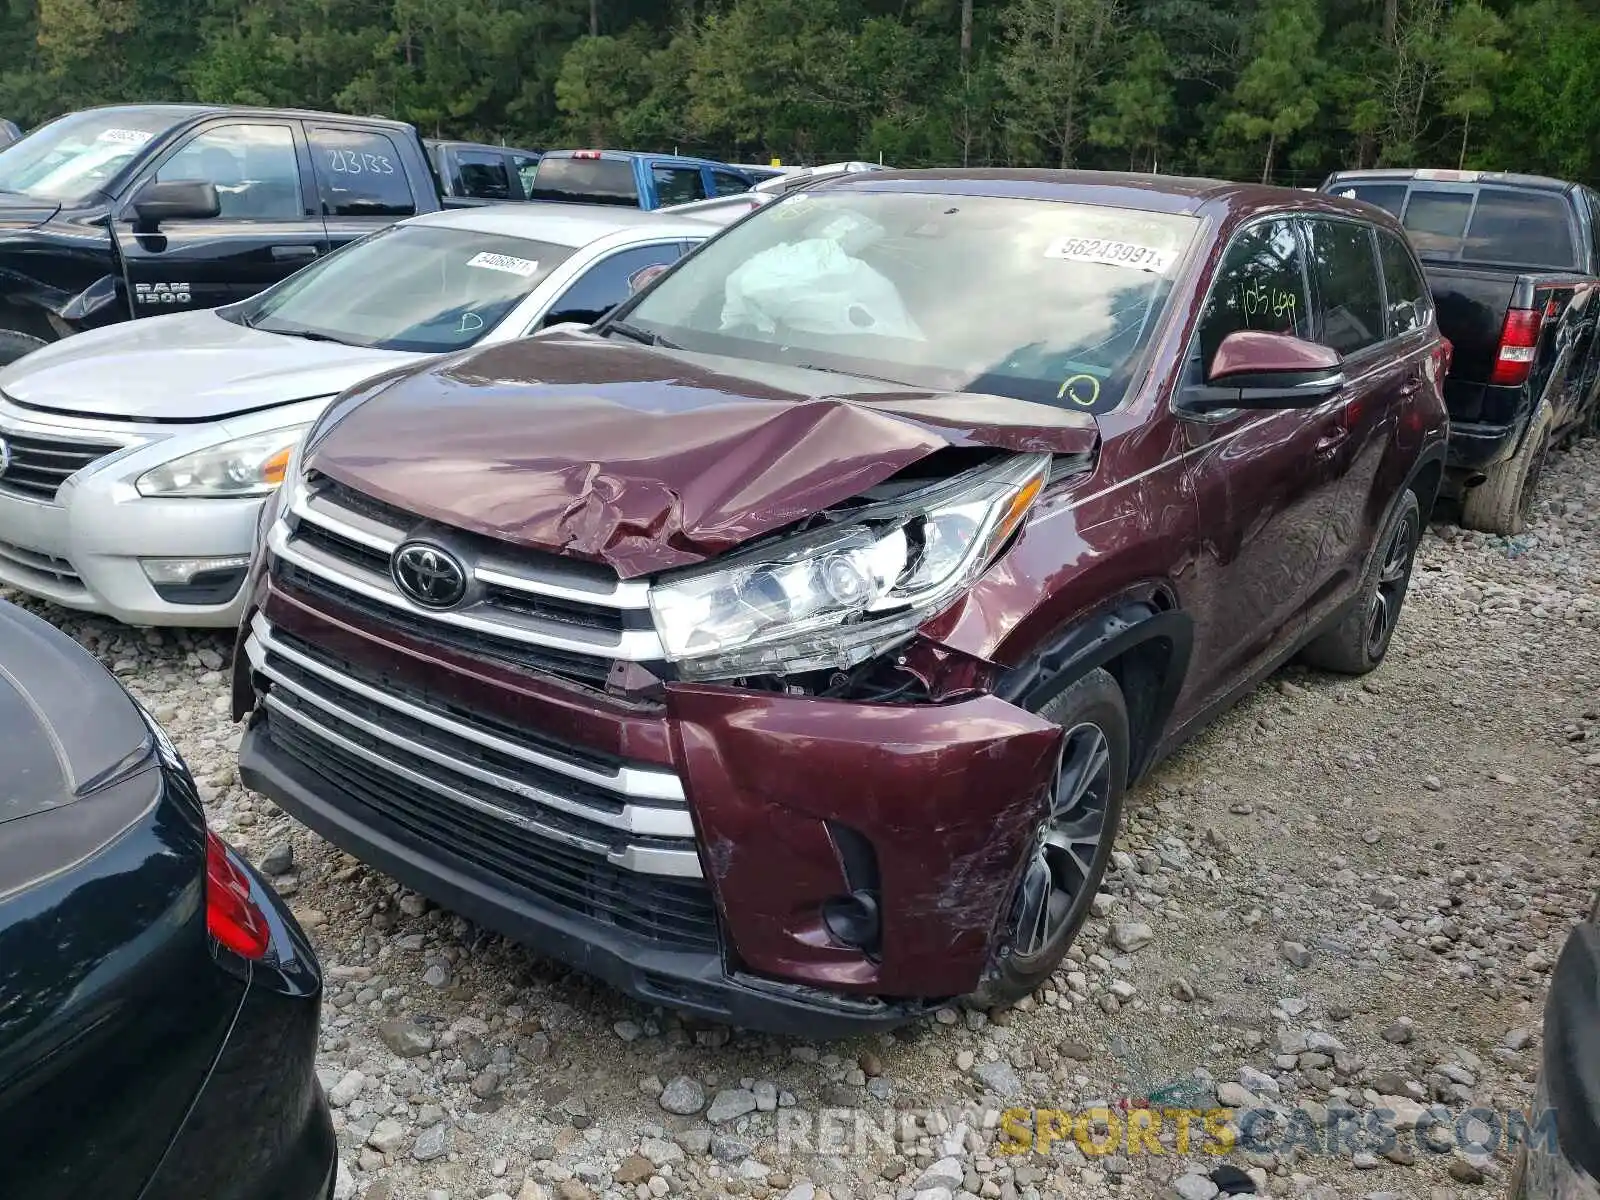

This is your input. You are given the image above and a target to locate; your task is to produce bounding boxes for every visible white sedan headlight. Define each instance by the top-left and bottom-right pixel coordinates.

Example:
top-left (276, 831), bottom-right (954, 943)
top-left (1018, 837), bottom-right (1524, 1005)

top-left (136, 426), bottom-right (311, 499)
top-left (650, 453), bottom-right (1050, 680)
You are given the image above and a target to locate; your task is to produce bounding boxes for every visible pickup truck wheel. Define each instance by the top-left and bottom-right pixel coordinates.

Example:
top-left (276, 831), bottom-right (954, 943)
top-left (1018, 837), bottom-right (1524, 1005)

top-left (0, 329), bottom-right (49, 367)
top-left (968, 668), bottom-right (1129, 1009)
top-left (1461, 405), bottom-right (1552, 535)
top-left (1300, 488), bottom-right (1421, 675)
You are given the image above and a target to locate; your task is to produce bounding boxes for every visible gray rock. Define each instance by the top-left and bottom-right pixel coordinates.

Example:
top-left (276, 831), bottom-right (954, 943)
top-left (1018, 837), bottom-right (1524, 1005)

top-left (1281, 941), bottom-right (1313, 968)
top-left (260, 841), bottom-right (294, 876)
top-left (327, 1070), bottom-right (365, 1107)
top-left (709, 1132), bottom-right (751, 1163)
top-left (1216, 1081), bottom-right (1257, 1108)
top-left (914, 1158), bottom-right (964, 1191)
top-left (367, 1119), bottom-right (406, 1154)
top-left (412, 1122), bottom-right (449, 1162)
top-left (1382, 1017), bottom-right (1415, 1044)
top-left (1504, 1027), bottom-right (1533, 1050)
top-left (972, 1059), bottom-right (1022, 1098)
top-left (1238, 1065), bottom-right (1280, 1096)
top-left (706, 1088), bottom-right (759, 1124)
top-left (377, 1020), bottom-right (434, 1058)
top-left (675, 1126), bottom-right (712, 1156)
top-left (754, 1080), bottom-right (778, 1112)
top-left (913, 1190), bottom-right (954, 1200)
top-left (1168, 1174), bottom-right (1220, 1200)
top-left (659, 1075), bottom-right (706, 1115)
top-left (782, 1185), bottom-right (817, 1200)
top-left (1109, 922), bottom-right (1155, 953)
top-left (613, 1019), bottom-right (643, 1042)
top-left (332, 1160), bottom-right (357, 1200)
top-left (422, 962), bottom-right (451, 988)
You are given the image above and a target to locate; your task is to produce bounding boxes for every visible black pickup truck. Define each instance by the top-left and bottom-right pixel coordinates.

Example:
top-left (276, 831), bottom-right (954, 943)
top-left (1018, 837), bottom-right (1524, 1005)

top-left (425, 138), bottom-right (542, 205)
top-left (0, 103), bottom-right (446, 365)
top-left (1322, 169), bottom-right (1600, 533)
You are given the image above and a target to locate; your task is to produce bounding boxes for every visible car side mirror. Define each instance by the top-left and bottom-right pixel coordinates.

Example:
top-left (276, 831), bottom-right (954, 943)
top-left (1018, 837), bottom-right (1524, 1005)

top-left (1182, 330), bottom-right (1345, 414)
top-left (131, 180), bottom-right (221, 231)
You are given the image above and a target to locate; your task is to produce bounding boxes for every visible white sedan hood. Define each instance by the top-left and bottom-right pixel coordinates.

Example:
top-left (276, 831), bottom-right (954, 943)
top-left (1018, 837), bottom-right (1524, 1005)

top-left (0, 310), bottom-right (430, 421)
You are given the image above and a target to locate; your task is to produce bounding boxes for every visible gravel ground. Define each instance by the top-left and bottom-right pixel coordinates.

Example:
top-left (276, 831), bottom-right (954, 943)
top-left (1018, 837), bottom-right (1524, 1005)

top-left (6, 436), bottom-right (1598, 1200)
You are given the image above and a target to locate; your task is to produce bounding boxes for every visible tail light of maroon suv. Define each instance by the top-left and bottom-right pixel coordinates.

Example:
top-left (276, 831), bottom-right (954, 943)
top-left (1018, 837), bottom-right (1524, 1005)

top-left (233, 171), bottom-right (1450, 1034)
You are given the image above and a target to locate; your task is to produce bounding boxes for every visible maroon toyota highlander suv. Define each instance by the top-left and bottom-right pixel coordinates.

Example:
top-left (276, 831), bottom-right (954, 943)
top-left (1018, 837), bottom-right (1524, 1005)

top-left (232, 171), bottom-right (1449, 1034)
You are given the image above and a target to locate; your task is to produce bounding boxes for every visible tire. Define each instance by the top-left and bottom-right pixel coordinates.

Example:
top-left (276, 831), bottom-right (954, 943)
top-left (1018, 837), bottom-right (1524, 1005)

top-left (1461, 405), bottom-right (1552, 535)
top-left (0, 328), bottom-right (48, 367)
top-left (968, 667), bottom-right (1129, 1008)
top-left (1300, 488), bottom-right (1421, 675)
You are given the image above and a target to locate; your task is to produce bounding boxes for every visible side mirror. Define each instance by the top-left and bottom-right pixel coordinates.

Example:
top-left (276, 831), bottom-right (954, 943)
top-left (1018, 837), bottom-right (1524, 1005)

top-left (628, 263), bottom-right (671, 294)
top-left (1182, 330), bottom-right (1345, 414)
top-left (131, 179), bottom-right (220, 230)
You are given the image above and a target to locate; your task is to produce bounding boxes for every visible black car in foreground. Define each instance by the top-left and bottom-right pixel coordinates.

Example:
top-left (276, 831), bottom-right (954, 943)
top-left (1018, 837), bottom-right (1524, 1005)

top-left (1514, 891), bottom-right (1600, 1199)
top-left (0, 599), bottom-right (333, 1199)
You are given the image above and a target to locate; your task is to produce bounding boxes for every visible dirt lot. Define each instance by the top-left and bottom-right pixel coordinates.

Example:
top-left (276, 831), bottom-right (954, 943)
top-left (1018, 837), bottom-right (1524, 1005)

top-left (6, 436), bottom-right (1596, 1200)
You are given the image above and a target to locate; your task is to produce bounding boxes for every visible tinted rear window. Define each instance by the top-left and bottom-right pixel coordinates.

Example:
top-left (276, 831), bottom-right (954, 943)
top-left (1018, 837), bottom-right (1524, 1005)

top-left (529, 156), bottom-right (639, 206)
top-left (1459, 189), bottom-right (1576, 269)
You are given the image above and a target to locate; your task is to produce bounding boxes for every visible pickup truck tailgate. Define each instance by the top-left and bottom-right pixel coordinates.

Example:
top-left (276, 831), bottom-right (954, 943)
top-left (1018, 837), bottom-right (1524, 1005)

top-left (1426, 263), bottom-right (1519, 384)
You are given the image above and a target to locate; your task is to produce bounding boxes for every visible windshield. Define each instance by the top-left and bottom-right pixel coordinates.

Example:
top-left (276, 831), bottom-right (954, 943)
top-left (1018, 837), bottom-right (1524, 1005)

top-left (0, 108), bottom-right (186, 203)
top-left (621, 190), bottom-right (1198, 413)
top-left (229, 224), bottom-right (575, 352)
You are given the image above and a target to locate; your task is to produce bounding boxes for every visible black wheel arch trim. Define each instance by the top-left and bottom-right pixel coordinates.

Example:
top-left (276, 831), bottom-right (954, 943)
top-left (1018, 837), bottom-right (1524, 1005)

top-left (993, 596), bottom-right (1193, 785)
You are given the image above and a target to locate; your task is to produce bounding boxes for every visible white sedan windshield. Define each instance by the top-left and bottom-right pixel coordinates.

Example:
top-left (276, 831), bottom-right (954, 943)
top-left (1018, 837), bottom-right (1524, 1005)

top-left (625, 189), bottom-right (1199, 414)
top-left (233, 225), bottom-right (575, 352)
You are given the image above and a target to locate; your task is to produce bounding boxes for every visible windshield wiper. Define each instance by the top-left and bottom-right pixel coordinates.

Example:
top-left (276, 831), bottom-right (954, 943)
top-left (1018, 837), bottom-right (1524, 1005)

top-left (604, 321), bottom-right (680, 350)
top-left (259, 324), bottom-right (357, 346)
top-left (792, 362), bottom-right (912, 388)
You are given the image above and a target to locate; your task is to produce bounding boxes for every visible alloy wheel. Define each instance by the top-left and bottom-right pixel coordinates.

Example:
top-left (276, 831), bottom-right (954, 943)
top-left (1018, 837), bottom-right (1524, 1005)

top-left (1366, 509), bottom-right (1417, 659)
top-left (1009, 722), bottom-right (1114, 965)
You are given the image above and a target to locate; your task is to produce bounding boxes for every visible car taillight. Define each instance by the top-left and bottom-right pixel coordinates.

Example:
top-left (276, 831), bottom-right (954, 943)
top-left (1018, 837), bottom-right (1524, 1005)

top-left (206, 830), bottom-right (271, 960)
top-left (1489, 307), bottom-right (1543, 386)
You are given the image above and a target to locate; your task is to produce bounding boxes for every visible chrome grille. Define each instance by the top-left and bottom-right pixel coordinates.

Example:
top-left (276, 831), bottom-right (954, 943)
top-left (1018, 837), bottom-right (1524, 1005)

top-left (0, 429), bottom-right (122, 501)
top-left (272, 472), bottom-right (663, 669)
top-left (245, 615), bottom-right (715, 948)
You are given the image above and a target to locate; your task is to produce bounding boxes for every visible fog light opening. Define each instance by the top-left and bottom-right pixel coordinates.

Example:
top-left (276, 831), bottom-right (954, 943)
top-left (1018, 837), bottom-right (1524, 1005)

top-left (822, 890), bottom-right (882, 956)
top-left (141, 555), bottom-right (253, 585)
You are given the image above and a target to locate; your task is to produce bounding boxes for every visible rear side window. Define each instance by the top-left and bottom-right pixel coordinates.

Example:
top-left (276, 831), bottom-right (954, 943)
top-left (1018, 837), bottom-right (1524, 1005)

top-left (455, 150), bottom-right (512, 201)
top-left (712, 171), bottom-right (751, 197)
top-left (1197, 218), bottom-right (1310, 372)
top-left (542, 243), bottom-right (688, 327)
top-left (1333, 182), bottom-right (1406, 217)
top-left (1306, 218), bottom-right (1385, 355)
top-left (1378, 230), bottom-right (1431, 337)
top-left (652, 165), bottom-right (707, 206)
top-left (308, 127), bottom-right (416, 217)
top-left (528, 156), bottom-right (638, 206)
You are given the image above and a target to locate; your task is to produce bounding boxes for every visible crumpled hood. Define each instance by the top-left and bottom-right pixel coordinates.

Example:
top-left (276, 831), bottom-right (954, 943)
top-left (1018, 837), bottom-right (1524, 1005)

top-left (306, 331), bottom-right (1099, 578)
top-left (0, 309), bottom-right (428, 421)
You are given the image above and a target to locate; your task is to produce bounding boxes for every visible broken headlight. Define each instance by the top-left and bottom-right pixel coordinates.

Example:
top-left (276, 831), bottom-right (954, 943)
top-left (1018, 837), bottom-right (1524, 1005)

top-left (649, 453), bottom-right (1050, 680)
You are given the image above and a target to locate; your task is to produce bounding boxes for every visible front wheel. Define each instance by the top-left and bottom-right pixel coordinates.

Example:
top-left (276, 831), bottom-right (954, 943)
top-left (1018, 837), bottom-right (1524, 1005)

top-left (968, 667), bottom-right (1129, 1008)
top-left (0, 328), bottom-right (49, 367)
top-left (1300, 487), bottom-right (1421, 675)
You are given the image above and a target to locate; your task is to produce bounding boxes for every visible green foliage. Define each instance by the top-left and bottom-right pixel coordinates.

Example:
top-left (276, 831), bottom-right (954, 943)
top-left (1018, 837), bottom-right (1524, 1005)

top-left (0, 0), bottom-right (1595, 186)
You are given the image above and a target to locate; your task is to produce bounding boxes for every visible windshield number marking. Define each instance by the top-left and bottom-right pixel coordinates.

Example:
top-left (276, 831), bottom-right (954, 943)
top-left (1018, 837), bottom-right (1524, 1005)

top-left (466, 251), bottom-right (540, 277)
top-left (135, 281), bottom-right (192, 305)
top-left (327, 150), bottom-right (395, 175)
top-left (98, 128), bottom-right (154, 146)
top-left (1045, 237), bottom-right (1177, 274)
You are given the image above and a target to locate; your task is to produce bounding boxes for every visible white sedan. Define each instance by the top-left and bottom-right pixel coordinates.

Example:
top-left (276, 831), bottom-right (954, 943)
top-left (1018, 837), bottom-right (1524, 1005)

top-left (0, 204), bottom-right (714, 626)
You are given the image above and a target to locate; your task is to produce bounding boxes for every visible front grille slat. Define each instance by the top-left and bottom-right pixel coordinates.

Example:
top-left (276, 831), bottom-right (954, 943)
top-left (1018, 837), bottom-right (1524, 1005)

top-left (265, 713), bottom-right (718, 950)
top-left (0, 430), bottom-right (122, 501)
top-left (247, 615), bottom-right (718, 952)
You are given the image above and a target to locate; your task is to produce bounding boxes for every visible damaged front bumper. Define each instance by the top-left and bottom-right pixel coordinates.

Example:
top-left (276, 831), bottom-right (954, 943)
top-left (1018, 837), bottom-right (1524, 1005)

top-left (236, 579), bottom-right (1064, 1035)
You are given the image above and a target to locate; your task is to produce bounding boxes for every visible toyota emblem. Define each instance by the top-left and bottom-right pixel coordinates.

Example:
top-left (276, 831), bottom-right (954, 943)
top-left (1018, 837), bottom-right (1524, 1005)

top-left (0, 436), bottom-right (10, 479)
top-left (392, 541), bottom-right (468, 609)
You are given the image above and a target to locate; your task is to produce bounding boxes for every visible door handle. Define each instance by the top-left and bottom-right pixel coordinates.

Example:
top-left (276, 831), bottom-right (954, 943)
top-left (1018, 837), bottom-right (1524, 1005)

top-left (1398, 378), bottom-right (1421, 397)
top-left (1315, 425), bottom-right (1348, 456)
top-left (270, 245), bottom-right (319, 262)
